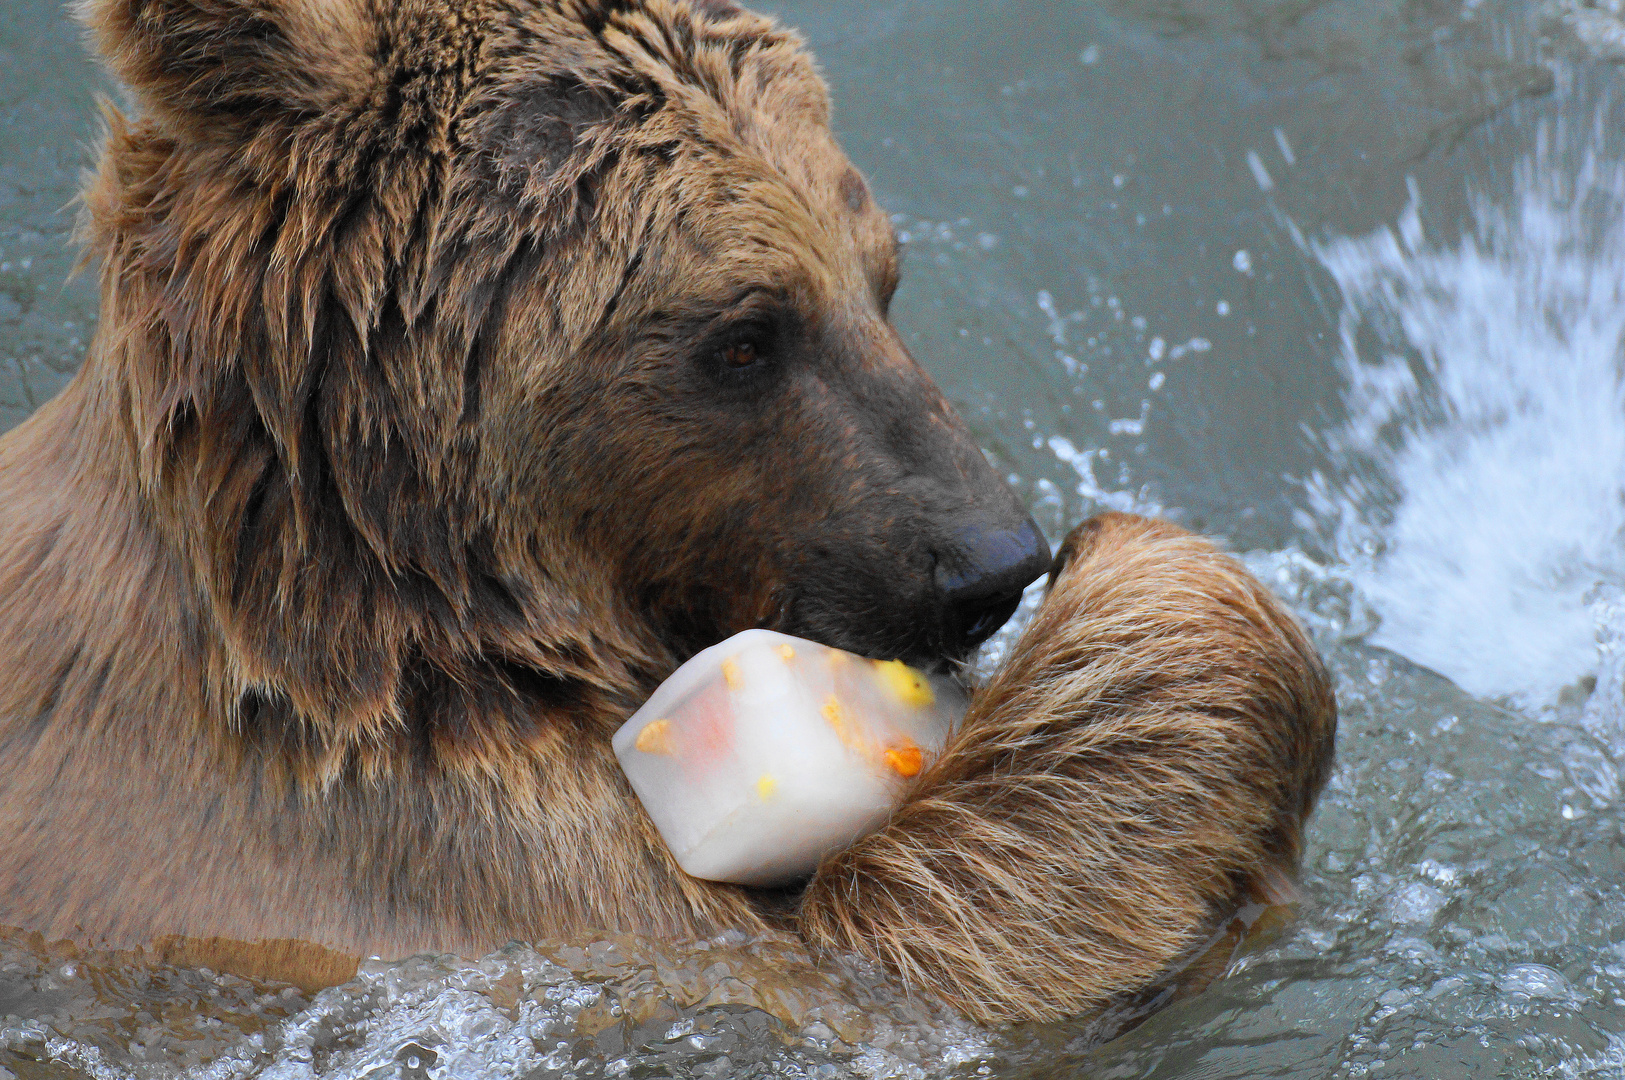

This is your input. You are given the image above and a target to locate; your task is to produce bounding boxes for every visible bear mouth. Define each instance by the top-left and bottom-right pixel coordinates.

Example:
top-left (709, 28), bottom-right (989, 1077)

top-left (754, 543), bottom-right (1042, 677)
top-left (766, 600), bottom-right (1005, 680)
top-left (943, 591), bottom-right (1024, 657)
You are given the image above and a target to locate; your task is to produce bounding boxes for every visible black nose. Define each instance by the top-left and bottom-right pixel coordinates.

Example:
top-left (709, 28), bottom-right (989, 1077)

top-left (935, 518), bottom-right (1053, 651)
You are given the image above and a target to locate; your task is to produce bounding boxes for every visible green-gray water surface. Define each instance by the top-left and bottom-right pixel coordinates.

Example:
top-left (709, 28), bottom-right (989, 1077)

top-left (3, 0), bottom-right (1625, 1077)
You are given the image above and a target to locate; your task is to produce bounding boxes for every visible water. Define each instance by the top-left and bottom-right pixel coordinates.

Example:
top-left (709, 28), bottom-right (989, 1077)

top-left (5, 0), bottom-right (1625, 1076)
top-left (1304, 141), bottom-right (1625, 714)
top-left (0, 0), bottom-right (107, 430)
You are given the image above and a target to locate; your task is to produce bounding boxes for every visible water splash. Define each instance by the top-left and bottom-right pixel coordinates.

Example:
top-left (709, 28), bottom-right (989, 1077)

top-left (1303, 124), bottom-right (1625, 720)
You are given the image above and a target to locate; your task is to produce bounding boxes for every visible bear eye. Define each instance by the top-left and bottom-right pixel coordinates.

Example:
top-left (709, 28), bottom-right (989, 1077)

top-left (719, 340), bottom-right (759, 368)
top-left (696, 303), bottom-right (787, 388)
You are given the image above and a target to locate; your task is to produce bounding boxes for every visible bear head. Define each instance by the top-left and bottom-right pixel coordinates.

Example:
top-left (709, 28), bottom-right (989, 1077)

top-left (77, 0), bottom-right (1049, 770)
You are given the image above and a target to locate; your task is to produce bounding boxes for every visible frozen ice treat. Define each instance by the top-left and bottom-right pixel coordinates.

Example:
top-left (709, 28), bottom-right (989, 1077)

top-left (613, 629), bottom-right (967, 886)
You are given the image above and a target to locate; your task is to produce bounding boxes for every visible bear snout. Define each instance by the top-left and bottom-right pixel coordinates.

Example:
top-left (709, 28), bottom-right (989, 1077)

top-left (932, 517), bottom-right (1052, 651)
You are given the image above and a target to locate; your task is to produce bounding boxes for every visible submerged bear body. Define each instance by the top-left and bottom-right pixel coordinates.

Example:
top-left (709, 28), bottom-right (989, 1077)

top-left (0, 0), bottom-right (1334, 1024)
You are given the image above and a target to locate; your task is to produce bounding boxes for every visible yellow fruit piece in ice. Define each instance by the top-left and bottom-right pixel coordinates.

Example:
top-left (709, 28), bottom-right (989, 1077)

top-left (873, 659), bottom-right (934, 707)
top-left (635, 719), bottom-right (675, 755)
top-left (721, 658), bottom-right (743, 690)
top-left (756, 774), bottom-right (779, 800)
top-left (776, 644), bottom-right (795, 661)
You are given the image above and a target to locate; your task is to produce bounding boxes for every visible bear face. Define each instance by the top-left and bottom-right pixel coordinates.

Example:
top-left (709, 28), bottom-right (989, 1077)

top-left (466, 35), bottom-right (1042, 669)
top-left (80, 0), bottom-right (1049, 751)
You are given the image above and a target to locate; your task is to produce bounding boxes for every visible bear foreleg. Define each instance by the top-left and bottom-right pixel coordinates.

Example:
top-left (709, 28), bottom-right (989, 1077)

top-left (796, 512), bottom-right (1337, 1025)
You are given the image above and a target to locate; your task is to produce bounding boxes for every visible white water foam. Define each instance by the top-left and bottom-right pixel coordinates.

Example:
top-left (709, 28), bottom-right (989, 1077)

top-left (1302, 123), bottom-right (1625, 721)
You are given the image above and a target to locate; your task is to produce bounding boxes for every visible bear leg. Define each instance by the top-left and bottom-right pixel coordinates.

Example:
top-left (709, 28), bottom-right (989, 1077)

top-left (796, 512), bottom-right (1337, 1025)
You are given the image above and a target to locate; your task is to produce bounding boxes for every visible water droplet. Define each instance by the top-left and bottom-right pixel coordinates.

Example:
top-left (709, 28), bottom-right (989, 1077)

top-left (1274, 127), bottom-right (1297, 165)
top-left (1246, 150), bottom-right (1275, 191)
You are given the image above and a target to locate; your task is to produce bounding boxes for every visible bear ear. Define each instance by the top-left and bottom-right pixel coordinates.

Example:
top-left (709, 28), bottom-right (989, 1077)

top-left (78, 0), bottom-right (375, 132)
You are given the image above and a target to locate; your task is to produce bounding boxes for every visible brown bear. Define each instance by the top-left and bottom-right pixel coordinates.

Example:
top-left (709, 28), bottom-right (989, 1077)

top-left (0, 0), bottom-right (1335, 1026)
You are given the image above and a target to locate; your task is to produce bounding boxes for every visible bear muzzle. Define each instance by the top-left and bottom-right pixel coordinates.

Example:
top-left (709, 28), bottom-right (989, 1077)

top-left (933, 517), bottom-right (1052, 652)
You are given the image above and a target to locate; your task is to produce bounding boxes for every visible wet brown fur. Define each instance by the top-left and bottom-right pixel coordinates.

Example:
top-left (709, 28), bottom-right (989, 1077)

top-left (0, 0), bottom-right (1334, 1025)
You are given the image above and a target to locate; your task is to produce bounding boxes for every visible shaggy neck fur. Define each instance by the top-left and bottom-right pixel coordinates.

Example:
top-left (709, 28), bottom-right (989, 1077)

top-left (0, 374), bottom-right (761, 956)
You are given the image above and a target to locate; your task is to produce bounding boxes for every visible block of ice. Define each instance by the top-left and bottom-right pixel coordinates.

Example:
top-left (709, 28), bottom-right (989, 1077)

top-left (613, 629), bottom-right (966, 887)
